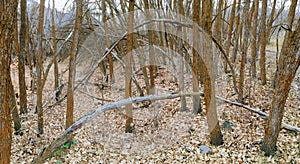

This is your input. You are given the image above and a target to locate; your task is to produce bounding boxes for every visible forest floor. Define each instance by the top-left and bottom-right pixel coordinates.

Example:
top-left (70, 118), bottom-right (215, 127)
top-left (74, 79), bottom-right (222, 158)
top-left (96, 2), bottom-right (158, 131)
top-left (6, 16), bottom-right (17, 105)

top-left (10, 47), bottom-right (300, 163)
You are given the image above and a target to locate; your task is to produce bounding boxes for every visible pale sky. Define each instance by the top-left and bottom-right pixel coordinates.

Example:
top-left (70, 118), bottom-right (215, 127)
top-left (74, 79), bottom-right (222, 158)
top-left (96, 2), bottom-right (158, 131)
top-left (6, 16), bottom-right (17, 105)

top-left (33, 0), bottom-right (70, 11)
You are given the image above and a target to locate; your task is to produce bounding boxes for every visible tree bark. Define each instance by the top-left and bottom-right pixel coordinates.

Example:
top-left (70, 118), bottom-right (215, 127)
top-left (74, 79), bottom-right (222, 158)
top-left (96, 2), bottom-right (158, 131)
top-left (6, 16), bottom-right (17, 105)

top-left (102, 0), bottom-right (114, 83)
top-left (125, 0), bottom-right (135, 133)
top-left (261, 0), bottom-right (300, 156)
top-left (37, 0), bottom-right (45, 135)
top-left (266, 0), bottom-right (277, 42)
top-left (250, 0), bottom-right (259, 78)
top-left (66, 0), bottom-right (83, 129)
top-left (259, 0), bottom-right (267, 85)
top-left (52, 0), bottom-right (59, 99)
top-left (0, 0), bottom-right (18, 162)
top-left (177, 0), bottom-right (187, 111)
top-left (237, 0), bottom-right (250, 102)
top-left (231, 0), bottom-right (241, 63)
top-left (192, 0), bottom-right (202, 114)
top-left (202, 0), bottom-right (223, 146)
top-left (9, 75), bottom-right (22, 133)
top-left (19, 0), bottom-right (28, 114)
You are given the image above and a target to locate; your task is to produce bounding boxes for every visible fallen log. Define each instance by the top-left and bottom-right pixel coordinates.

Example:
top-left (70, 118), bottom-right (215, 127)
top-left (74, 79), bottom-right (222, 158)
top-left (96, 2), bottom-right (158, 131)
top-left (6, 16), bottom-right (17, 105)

top-left (32, 92), bottom-right (300, 163)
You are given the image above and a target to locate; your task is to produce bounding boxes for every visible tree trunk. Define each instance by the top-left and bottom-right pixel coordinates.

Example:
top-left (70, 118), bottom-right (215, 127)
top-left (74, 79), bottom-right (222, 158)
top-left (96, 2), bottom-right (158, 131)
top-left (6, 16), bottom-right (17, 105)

top-left (231, 0), bottom-right (241, 63)
top-left (102, 0), bottom-right (114, 83)
top-left (250, 0), bottom-right (259, 78)
top-left (19, 0), bottom-right (28, 114)
top-left (125, 0), bottom-right (135, 133)
top-left (37, 0), bottom-right (46, 135)
top-left (52, 0), bottom-right (59, 99)
top-left (237, 0), bottom-right (250, 102)
top-left (261, 0), bottom-right (300, 156)
top-left (192, 0), bottom-right (202, 114)
top-left (66, 0), bottom-right (83, 129)
top-left (202, 0), bottom-right (223, 145)
top-left (266, 0), bottom-right (277, 42)
top-left (224, 0), bottom-right (236, 58)
top-left (259, 0), bottom-right (267, 85)
top-left (0, 0), bottom-right (18, 162)
top-left (144, 0), bottom-right (156, 95)
top-left (177, 0), bottom-right (187, 111)
top-left (9, 75), bottom-right (22, 133)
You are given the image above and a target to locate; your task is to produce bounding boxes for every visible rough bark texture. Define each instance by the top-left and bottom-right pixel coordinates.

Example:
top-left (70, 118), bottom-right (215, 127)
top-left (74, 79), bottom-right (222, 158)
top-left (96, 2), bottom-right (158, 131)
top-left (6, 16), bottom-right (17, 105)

top-left (259, 0), bottom-right (267, 85)
top-left (66, 0), bottom-right (83, 129)
top-left (125, 0), bottom-right (135, 133)
top-left (144, 0), bottom-right (156, 95)
top-left (202, 0), bottom-right (223, 146)
top-left (250, 0), bottom-right (259, 78)
top-left (231, 0), bottom-right (241, 63)
top-left (192, 0), bottom-right (202, 114)
top-left (237, 0), bottom-right (250, 102)
top-left (266, 0), bottom-right (277, 42)
top-left (102, 0), bottom-right (114, 83)
top-left (9, 75), bottom-right (21, 133)
top-left (37, 0), bottom-right (45, 135)
top-left (0, 0), bottom-right (18, 162)
top-left (19, 0), bottom-right (28, 114)
top-left (177, 0), bottom-right (187, 111)
top-left (261, 0), bottom-right (300, 156)
top-left (52, 0), bottom-right (59, 97)
top-left (224, 0), bottom-right (236, 57)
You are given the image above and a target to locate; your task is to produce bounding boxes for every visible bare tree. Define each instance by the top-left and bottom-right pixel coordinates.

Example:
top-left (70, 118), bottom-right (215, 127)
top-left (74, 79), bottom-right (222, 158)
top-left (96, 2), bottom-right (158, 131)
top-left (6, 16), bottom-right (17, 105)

top-left (266, 0), bottom-right (277, 42)
top-left (224, 0), bottom-right (236, 72)
top-left (52, 0), bottom-right (59, 99)
top-left (250, 0), bottom-right (259, 78)
top-left (259, 0), bottom-right (267, 85)
top-left (237, 0), bottom-right (251, 102)
top-left (102, 0), bottom-right (115, 83)
top-left (177, 0), bottom-right (187, 111)
top-left (0, 0), bottom-right (18, 162)
top-left (19, 0), bottom-right (28, 114)
top-left (261, 0), bottom-right (300, 156)
top-left (192, 0), bottom-right (202, 114)
top-left (66, 0), bottom-right (83, 129)
top-left (231, 0), bottom-right (242, 63)
top-left (202, 0), bottom-right (223, 145)
top-left (37, 0), bottom-right (46, 135)
top-left (125, 0), bottom-right (135, 133)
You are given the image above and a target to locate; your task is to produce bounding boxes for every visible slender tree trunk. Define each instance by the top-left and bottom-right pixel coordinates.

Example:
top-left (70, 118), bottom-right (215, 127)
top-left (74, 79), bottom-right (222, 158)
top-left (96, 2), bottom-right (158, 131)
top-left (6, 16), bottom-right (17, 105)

top-left (19, 0), bottom-right (28, 114)
top-left (9, 75), bottom-right (22, 133)
top-left (125, 0), bottom-right (135, 133)
top-left (250, 0), bottom-right (259, 78)
top-left (214, 0), bottom-right (223, 42)
top-left (177, 0), bottom-right (187, 111)
top-left (37, 0), bottom-right (46, 135)
top-left (266, 0), bottom-right (277, 42)
top-left (237, 0), bottom-right (250, 102)
top-left (52, 0), bottom-right (59, 98)
top-left (202, 0), bottom-right (223, 146)
top-left (261, 0), bottom-right (300, 156)
top-left (192, 0), bottom-right (202, 114)
top-left (66, 0), bottom-right (83, 129)
top-left (102, 0), bottom-right (114, 83)
top-left (224, 0), bottom-right (236, 72)
top-left (0, 0), bottom-right (18, 162)
top-left (231, 0), bottom-right (241, 63)
top-left (259, 0), bottom-right (267, 85)
top-left (144, 0), bottom-right (156, 95)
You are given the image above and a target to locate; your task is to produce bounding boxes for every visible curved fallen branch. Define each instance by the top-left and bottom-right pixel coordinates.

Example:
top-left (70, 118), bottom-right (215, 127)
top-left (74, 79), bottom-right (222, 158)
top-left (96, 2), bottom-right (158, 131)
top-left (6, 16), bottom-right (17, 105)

top-left (215, 96), bottom-right (300, 132)
top-left (32, 92), bottom-right (300, 163)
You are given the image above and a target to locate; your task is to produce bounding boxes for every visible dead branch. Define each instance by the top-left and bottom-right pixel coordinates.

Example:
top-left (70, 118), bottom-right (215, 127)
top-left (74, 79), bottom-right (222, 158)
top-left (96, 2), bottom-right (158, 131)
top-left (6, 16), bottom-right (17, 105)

top-left (215, 96), bottom-right (300, 132)
top-left (32, 92), bottom-right (300, 163)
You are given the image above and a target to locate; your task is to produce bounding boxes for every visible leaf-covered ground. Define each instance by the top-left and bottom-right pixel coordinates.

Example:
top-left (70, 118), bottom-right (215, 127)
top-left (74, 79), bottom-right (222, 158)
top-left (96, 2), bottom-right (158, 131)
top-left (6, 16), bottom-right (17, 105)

top-left (10, 50), bottom-right (300, 163)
